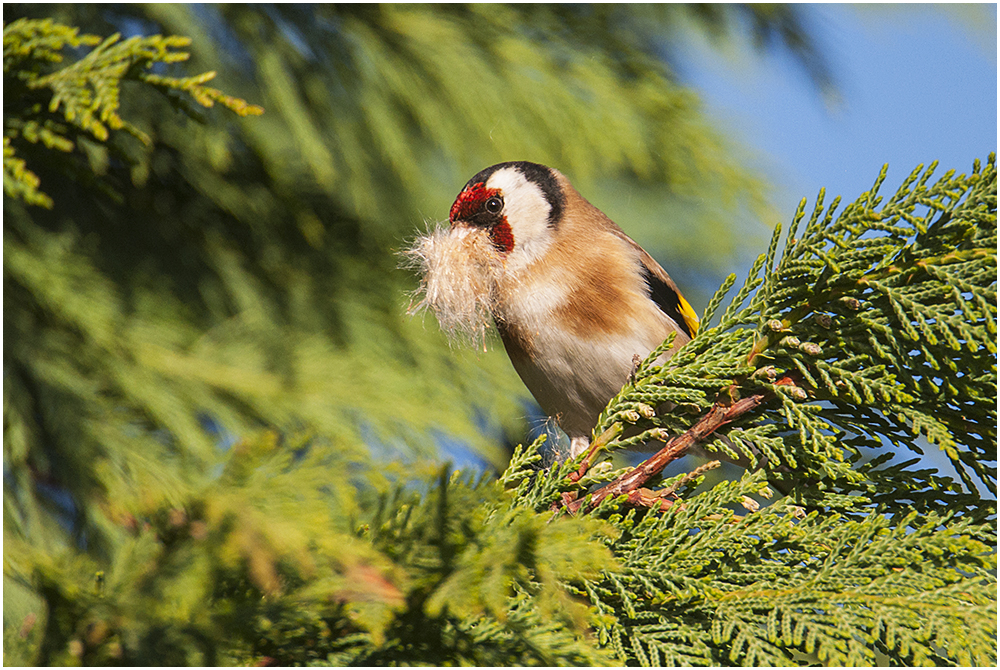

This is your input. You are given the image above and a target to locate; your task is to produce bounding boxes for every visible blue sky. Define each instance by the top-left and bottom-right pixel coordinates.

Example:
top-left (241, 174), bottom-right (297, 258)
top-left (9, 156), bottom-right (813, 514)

top-left (675, 3), bottom-right (997, 257)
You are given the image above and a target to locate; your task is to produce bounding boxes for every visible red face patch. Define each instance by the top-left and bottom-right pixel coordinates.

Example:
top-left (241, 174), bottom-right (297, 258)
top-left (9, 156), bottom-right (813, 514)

top-left (449, 182), bottom-right (499, 224)
top-left (449, 182), bottom-right (514, 254)
top-left (490, 221), bottom-right (514, 254)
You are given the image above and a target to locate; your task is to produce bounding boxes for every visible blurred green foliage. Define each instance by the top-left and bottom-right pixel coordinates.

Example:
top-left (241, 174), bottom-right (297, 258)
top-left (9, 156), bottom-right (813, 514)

top-left (8, 4), bottom-right (993, 667)
top-left (1, 5), bottom-right (793, 663)
top-left (4, 3), bottom-right (783, 526)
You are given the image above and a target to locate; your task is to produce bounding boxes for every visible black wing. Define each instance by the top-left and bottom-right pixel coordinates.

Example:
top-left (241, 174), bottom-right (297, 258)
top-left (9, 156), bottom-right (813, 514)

top-left (640, 264), bottom-right (697, 338)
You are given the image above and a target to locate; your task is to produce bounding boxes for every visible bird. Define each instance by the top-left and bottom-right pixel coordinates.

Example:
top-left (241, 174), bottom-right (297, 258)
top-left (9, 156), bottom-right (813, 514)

top-left (407, 160), bottom-right (700, 460)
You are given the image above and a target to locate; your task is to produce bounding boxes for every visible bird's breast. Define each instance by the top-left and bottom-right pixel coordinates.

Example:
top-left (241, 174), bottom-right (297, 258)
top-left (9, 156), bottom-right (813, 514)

top-left (494, 271), bottom-right (677, 438)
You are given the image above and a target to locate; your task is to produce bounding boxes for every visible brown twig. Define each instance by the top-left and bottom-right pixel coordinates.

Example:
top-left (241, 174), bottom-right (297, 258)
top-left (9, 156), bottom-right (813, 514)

top-left (568, 423), bottom-right (621, 483)
top-left (563, 377), bottom-right (795, 515)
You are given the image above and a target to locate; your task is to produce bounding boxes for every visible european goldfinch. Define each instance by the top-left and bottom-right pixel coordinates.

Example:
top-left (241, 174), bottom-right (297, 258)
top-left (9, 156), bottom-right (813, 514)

top-left (408, 161), bottom-right (700, 458)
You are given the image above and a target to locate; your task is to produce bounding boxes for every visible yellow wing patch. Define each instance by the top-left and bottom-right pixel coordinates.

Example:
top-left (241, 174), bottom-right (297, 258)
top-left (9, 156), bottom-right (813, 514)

top-left (676, 293), bottom-right (700, 337)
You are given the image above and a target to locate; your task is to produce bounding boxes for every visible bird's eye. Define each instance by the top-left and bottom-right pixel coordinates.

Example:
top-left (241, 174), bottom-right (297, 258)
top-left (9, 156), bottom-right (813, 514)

top-left (485, 196), bottom-right (503, 214)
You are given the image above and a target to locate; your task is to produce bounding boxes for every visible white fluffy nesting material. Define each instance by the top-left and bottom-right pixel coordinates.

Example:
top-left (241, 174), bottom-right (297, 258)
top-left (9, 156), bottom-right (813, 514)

top-left (403, 223), bottom-right (508, 348)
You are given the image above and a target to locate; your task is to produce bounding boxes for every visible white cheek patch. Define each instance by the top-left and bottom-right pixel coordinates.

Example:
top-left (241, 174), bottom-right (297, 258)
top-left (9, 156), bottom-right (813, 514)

top-left (486, 168), bottom-right (553, 269)
top-left (403, 223), bottom-right (509, 349)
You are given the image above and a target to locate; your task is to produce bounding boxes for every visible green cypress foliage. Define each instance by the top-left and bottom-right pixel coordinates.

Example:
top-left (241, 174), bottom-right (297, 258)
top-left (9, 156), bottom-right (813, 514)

top-left (4, 8), bottom-right (996, 667)
top-left (510, 156), bottom-right (997, 665)
top-left (3, 17), bottom-right (262, 207)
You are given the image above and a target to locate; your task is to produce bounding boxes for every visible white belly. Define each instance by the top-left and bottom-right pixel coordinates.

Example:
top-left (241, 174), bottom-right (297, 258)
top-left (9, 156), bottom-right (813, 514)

top-left (506, 328), bottom-right (658, 439)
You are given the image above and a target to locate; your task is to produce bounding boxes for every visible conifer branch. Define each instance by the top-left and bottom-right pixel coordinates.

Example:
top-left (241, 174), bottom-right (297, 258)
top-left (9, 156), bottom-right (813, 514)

top-left (565, 378), bottom-right (795, 514)
top-left (503, 157), bottom-right (998, 666)
top-left (3, 18), bottom-right (262, 208)
top-left (577, 155), bottom-right (996, 504)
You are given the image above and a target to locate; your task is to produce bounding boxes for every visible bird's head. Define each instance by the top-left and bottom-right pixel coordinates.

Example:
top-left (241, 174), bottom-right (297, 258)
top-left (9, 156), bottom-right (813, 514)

top-left (447, 161), bottom-right (566, 272)
top-left (405, 161), bottom-right (580, 347)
